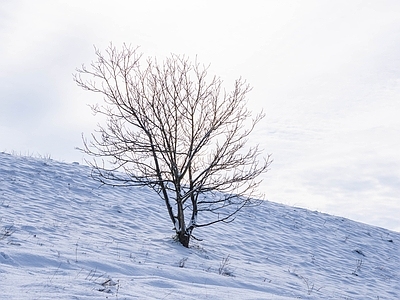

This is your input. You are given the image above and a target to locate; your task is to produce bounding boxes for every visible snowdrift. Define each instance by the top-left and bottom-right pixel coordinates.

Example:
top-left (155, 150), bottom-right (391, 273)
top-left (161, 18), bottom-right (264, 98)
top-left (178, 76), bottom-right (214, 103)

top-left (1, 152), bottom-right (399, 299)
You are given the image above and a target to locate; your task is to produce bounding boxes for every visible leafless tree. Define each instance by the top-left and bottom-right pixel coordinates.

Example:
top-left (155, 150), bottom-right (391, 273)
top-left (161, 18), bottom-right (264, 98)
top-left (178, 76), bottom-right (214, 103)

top-left (74, 44), bottom-right (272, 247)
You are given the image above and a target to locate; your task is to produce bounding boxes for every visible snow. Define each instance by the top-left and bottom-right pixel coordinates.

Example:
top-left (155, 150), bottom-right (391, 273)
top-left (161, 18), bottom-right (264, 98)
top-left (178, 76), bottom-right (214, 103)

top-left (1, 152), bottom-right (399, 299)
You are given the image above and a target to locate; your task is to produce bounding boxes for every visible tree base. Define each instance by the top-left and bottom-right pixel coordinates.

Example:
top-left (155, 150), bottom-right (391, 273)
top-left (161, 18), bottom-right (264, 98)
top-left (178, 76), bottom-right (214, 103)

top-left (178, 232), bottom-right (190, 248)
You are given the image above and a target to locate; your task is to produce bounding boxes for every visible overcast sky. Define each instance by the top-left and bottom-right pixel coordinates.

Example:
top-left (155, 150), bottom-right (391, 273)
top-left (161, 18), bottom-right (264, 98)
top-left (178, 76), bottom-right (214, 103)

top-left (1, 0), bottom-right (400, 231)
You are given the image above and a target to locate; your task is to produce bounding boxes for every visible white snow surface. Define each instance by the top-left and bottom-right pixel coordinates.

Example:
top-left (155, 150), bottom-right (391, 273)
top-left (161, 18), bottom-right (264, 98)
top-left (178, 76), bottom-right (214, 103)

top-left (0, 152), bottom-right (399, 299)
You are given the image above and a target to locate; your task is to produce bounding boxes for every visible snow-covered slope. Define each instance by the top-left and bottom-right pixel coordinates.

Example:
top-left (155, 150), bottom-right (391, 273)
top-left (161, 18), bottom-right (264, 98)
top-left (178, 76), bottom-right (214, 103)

top-left (0, 152), bottom-right (399, 299)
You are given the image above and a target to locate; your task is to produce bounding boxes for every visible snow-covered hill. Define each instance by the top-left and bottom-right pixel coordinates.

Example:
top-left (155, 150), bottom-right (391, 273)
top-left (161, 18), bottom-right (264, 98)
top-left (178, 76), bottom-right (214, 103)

top-left (1, 152), bottom-right (399, 299)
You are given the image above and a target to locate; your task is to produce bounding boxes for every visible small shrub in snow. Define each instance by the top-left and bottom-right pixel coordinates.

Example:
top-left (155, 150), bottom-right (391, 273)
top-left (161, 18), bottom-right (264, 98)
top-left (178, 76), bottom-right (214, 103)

top-left (288, 267), bottom-right (322, 295)
top-left (352, 259), bottom-right (363, 276)
top-left (218, 255), bottom-right (234, 276)
top-left (179, 257), bottom-right (188, 268)
top-left (0, 225), bottom-right (14, 240)
top-left (85, 269), bottom-right (120, 296)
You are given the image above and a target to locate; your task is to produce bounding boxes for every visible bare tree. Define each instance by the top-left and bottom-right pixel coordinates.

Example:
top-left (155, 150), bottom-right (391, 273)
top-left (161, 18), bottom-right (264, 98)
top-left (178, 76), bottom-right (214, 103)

top-left (74, 44), bottom-right (272, 247)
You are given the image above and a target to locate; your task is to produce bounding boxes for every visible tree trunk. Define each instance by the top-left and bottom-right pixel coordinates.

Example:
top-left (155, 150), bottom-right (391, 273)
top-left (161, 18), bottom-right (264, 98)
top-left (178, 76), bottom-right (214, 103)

top-left (178, 231), bottom-right (190, 248)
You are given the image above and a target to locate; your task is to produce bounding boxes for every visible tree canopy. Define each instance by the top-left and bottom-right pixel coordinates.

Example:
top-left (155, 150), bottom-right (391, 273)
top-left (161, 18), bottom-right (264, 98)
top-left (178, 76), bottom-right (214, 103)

top-left (74, 44), bottom-right (271, 247)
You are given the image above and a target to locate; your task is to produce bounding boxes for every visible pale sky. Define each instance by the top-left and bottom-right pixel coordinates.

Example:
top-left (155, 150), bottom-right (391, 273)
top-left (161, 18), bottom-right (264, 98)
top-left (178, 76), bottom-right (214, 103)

top-left (1, 0), bottom-right (400, 231)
